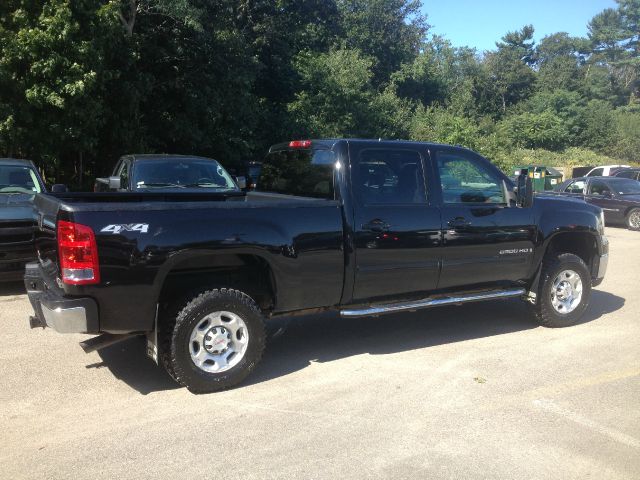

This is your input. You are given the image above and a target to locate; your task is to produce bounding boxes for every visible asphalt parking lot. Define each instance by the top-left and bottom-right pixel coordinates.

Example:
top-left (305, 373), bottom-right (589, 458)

top-left (1, 227), bottom-right (638, 479)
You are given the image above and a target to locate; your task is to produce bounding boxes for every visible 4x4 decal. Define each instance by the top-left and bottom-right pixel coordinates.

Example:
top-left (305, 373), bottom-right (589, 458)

top-left (101, 223), bottom-right (149, 234)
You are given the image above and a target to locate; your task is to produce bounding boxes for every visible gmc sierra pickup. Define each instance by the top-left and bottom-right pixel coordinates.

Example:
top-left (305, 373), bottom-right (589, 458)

top-left (0, 158), bottom-right (46, 281)
top-left (25, 139), bottom-right (609, 393)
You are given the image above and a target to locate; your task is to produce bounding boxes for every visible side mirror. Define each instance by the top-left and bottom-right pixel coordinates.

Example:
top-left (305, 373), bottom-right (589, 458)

top-left (603, 190), bottom-right (613, 198)
top-left (516, 174), bottom-right (534, 208)
top-left (51, 184), bottom-right (68, 193)
top-left (108, 176), bottom-right (121, 190)
top-left (234, 175), bottom-right (247, 190)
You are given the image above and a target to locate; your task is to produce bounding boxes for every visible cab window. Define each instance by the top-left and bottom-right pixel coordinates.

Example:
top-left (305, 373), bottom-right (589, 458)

top-left (589, 180), bottom-right (611, 196)
top-left (437, 152), bottom-right (505, 204)
top-left (616, 170), bottom-right (634, 179)
top-left (352, 149), bottom-right (427, 205)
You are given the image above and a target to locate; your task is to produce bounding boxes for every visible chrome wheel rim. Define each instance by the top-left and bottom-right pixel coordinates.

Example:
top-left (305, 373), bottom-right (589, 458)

top-left (629, 210), bottom-right (640, 229)
top-left (189, 311), bottom-right (249, 373)
top-left (550, 269), bottom-right (583, 314)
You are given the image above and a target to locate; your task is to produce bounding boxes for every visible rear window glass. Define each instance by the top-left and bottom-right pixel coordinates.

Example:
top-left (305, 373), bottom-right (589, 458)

top-left (258, 149), bottom-right (336, 199)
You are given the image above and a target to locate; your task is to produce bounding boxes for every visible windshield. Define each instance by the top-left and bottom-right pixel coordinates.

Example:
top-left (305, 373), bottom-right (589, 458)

top-left (610, 179), bottom-right (640, 195)
top-left (133, 159), bottom-right (237, 190)
top-left (0, 165), bottom-right (42, 194)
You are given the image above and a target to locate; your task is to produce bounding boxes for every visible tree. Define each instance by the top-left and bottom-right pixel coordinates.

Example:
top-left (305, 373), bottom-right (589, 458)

top-left (336, 0), bottom-right (428, 86)
top-left (0, 1), bottom-right (119, 182)
top-left (287, 47), bottom-right (376, 137)
top-left (588, 2), bottom-right (640, 104)
top-left (498, 110), bottom-right (570, 150)
top-left (536, 33), bottom-right (590, 91)
top-left (410, 107), bottom-right (481, 149)
top-left (484, 26), bottom-right (537, 114)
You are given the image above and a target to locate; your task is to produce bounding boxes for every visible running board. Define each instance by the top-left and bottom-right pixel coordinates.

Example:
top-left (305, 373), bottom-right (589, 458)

top-left (340, 288), bottom-right (526, 317)
top-left (79, 333), bottom-right (135, 354)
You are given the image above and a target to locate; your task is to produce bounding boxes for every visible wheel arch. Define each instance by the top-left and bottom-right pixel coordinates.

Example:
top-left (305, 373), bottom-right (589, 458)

top-left (541, 230), bottom-right (600, 276)
top-left (153, 250), bottom-right (278, 315)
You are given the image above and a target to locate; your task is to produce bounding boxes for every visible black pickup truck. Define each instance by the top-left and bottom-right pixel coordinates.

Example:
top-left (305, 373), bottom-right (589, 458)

top-left (25, 140), bottom-right (608, 392)
top-left (94, 154), bottom-right (242, 192)
top-left (0, 158), bottom-right (46, 281)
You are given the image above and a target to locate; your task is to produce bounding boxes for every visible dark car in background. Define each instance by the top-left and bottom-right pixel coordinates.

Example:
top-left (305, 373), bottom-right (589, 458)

top-left (0, 158), bottom-right (46, 281)
top-left (553, 176), bottom-right (640, 230)
top-left (613, 168), bottom-right (640, 182)
top-left (94, 154), bottom-right (241, 193)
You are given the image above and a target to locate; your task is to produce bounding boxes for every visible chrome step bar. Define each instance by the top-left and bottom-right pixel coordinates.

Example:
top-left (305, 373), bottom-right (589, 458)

top-left (340, 288), bottom-right (526, 318)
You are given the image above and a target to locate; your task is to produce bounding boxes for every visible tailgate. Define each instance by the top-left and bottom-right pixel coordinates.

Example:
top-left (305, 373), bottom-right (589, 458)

top-left (32, 193), bottom-right (63, 278)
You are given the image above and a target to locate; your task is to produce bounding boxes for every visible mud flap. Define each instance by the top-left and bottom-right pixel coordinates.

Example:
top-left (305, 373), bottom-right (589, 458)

top-left (526, 264), bottom-right (543, 305)
top-left (146, 304), bottom-right (159, 364)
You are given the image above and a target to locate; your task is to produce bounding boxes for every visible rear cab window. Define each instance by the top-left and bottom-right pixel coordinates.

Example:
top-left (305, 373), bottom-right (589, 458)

top-left (258, 147), bottom-right (337, 199)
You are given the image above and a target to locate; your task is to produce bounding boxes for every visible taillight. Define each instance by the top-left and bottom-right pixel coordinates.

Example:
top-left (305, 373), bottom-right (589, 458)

top-left (288, 140), bottom-right (312, 148)
top-left (57, 220), bottom-right (100, 285)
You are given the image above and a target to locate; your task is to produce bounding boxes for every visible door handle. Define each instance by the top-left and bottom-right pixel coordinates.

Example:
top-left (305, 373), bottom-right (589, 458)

top-left (362, 219), bottom-right (390, 233)
top-left (447, 217), bottom-right (471, 228)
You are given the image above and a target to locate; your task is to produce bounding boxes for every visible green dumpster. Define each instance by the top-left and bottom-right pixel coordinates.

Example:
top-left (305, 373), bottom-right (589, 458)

top-left (513, 166), bottom-right (563, 192)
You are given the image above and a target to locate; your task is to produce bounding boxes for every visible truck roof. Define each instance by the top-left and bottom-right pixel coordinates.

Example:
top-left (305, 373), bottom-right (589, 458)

top-left (268, 138), bottom-right (475, 153)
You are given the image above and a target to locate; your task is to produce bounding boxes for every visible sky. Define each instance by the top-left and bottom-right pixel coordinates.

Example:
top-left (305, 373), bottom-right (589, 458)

top-left (422, 0), bottom-right (618, 52)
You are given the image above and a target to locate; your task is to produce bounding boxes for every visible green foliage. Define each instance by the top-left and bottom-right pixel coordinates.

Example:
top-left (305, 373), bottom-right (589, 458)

top-left (612, 108), bottom-right (640, 161)
top-left (498, 111), bottom-right (569, 150)
top-left (287, 48), bottom-right (375, 137)
top-left (0, 0), bottom-right (639, 187)
top-left (410, 106), bottom-right (480, 149)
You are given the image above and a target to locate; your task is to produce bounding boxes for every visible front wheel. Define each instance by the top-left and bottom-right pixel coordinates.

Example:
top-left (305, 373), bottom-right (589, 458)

top-left (162, 288), bottom-right (266, 393)
top-left (532, 253), bottom-right (592, 328)
top-left (626, 208), bottom-right (640, 231)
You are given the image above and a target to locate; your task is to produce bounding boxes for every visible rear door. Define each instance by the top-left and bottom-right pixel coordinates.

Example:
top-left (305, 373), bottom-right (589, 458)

top-left (434, 148), bottom-right (536, 290)
top-left (350, 143), bottom-right (441, 301)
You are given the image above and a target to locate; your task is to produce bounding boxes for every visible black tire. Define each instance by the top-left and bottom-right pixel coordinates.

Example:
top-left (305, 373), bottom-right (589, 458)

top-left (161, 288), bottom-right (265, 393)
top-left (532, 253), bottom-right (592, 328)
top-left (626, 208), bottom-right (640, 231)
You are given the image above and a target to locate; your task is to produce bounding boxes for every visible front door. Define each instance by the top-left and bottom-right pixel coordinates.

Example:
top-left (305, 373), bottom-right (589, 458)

top-left (586, 179), bottom-right (625, 223)
top-left (351, 144), bottom-right (442, 301)
top-left (435, 148), bottom-right (536, 290)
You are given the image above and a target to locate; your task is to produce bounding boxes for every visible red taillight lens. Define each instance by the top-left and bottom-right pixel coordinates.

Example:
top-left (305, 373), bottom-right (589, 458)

top-left (57, 220), bottom-right (100, 285)
top-left (288, 140), bottom-right (312, 149)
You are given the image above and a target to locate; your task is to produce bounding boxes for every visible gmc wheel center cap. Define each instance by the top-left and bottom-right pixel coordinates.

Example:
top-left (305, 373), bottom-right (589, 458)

top-left (557, 282), bottom-right (572, 299)
top-left (204, 327), bottom-right (230, 353)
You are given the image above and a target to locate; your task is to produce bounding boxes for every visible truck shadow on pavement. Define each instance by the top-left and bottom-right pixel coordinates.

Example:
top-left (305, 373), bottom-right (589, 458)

top-left (0, 281), bottom-right (26, 297)
top-left (90, 289), bottom-right (624, 395)
top-left (248, 289), bottom-right (625, 388)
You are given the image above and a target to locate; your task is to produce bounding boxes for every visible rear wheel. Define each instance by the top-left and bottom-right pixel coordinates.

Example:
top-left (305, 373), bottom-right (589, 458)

top-left (626, 208), bottom-right (640, 231)
top-left (532, 253), bottom-right (592, 328)
top-left (161, 288), bottom-right (266, 393)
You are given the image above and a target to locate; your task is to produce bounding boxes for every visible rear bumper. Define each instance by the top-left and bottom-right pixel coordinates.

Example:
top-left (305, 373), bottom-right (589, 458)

top-left (25, 263), bottom-right (99, 334)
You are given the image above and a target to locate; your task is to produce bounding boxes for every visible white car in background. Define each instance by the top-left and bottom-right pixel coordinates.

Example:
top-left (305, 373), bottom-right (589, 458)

top-left (585, 165), bottom-right (631, 177)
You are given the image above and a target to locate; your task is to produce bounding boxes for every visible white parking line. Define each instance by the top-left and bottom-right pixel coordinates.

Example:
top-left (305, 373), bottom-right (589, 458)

top-left (533, 398), bottom-right (640, 449)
